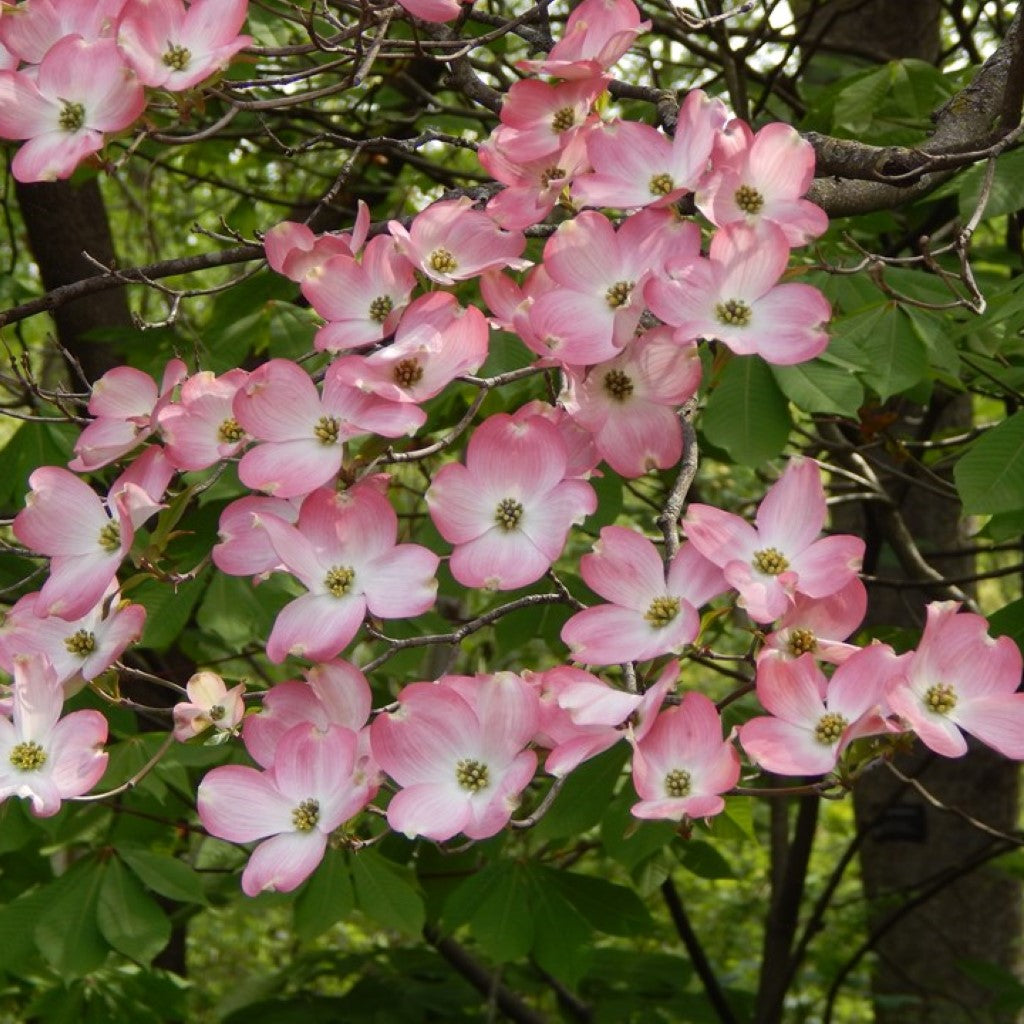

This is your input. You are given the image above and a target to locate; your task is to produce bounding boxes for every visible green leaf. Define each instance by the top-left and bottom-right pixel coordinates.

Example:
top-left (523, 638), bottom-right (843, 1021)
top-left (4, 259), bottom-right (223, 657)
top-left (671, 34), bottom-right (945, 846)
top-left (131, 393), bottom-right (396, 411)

top-left (544, 868), bottom-right (652, 936)
top-left (524, 865), bottom-right (592, 983)
top-left (135, 575), bottom-right (206, 651)
top-left (836, 304), bottom-right (928, 399)
top-left (702, 356), bottom-right (792, 465)
top-left (534, 744), bottom-right (628, 840)
top-left (120, 848), bottom-right (208, 905)
top-left (772, 359), bottom-right (863, 416)
top-left (677, 839), bottom-right (736, 880)
top-left (444, 861), bottom-right (534, 962)
top-left (97, 857), bottom-right (171, 964)
top-left (989, 598), bottom-right (1024, 658)
top-left (833, 66), bottom-right (891, 134)
top-left (294, 848), bottom-right (354, 941)
top-left (34, 858), bottom-right (110, 978)
top-left (351, 850), bottom-right (425, 936)
top-left (955, 412), bottom-right (1024, 513)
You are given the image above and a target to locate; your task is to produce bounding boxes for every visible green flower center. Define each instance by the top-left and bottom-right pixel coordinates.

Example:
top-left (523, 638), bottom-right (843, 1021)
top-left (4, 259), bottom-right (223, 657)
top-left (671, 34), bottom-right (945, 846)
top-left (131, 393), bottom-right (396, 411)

top-left (314, 415), bottom-right (340, 445)
top-left (665, 768), bottom-right (691, 798)
top-left (734, 184), bottom-right (765, 214)
top-left (605, 280), bottom-right (634, 310)
top-left (218, 417), bottom-right (245, 443)
top-left (64, 629), bottom-right (97, 657)
top-left (291, 798), bottom-right (320, 832)
top-left (9, 741), bottom-right (47, 772)
top-left (428, 248), bottom-right (458, 274)
top-left (645, 596), bottom-right (680, 628)
top-left (98, 521), bottom-right (121, 553)
top-left (715, 299), bottom-right (752, 327)
top-left (368, 295), bottom-right (394, 323)
top-left (58, 100), bottom-right (86, 133)
top-left (323, 565), bottom-right (355, 597)
top-left (649, 172), bottom-right (675, 196)
top-left (494, 497), bottom-right (524, 532)
top-left (393, 358), bottom-right (424, 389)
top-left (753, 547), bottom-right (789, 575)
top-left (603, 368), bottom-right (634, 402)
top-left (924, 682), bottom-right (957, 715)
top-left (551, 107), bottom-right (575, 133)
top-left (814, 712), bottom-right (848, 745)
top-left (162, 43), bottom-right (192, 71)
top-left (787, 628), bottom-right (818, 656)
top-left (455, 758), bottom-right (490, 792)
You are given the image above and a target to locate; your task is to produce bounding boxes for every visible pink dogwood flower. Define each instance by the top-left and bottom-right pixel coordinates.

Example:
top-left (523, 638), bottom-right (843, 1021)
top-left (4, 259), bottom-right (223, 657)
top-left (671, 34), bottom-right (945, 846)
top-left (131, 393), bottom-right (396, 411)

top-left (562, 326), bottom-right (701, 478)
top-left (70, 358), bottom-right (187, 472)
top-left (263, 220), bottom-right (355, 285)
top-left (233, 358), bottom-right (422, 497)
top-left (118, 0), bottom-right (251, 92)
top-left (562, 528), bottom-right (727, 665)
top-left (389, 197), bottom-right (529, 286)
top-left (0, 587), bottom-right (145, 689)
top-left (211, 494), bottom-right (300, 578)
top-left (0, 35), bottom-right (144, 181)
top-left (698, 120), bottom-right (828, 246)
top-left (370, 672), bottom-right (539, 841)
top-left (739, 646), bottom-right (902, 776)
top-left (0, 0), bottom-right (126, 64)
top-left (517, 0), bottom-right (650, 79)
top-left (0, 654), bottom-right (109, 817)
top-left (172, 671), bottom-right (246, 743)
top-left (630, 691), bottom-right (739, 821)
top-left (572, 90), bottom-right (728, 210)
top-left (256, 482), bottom-right (439, 663)
top-left (684, 459), bottom-right (864, 624)
top-left (198, 721), bottom-right (370, 895)
top-left (645, 222), bottom-right (831, 365)
top-left (758, 578), bottom-right (868, 665)
top-left (427, 413), bottom-right (596, 590)
top-left (157, 368), bottom-right (250, 471)
top-left (886, 601), bottom-right (1024, 759)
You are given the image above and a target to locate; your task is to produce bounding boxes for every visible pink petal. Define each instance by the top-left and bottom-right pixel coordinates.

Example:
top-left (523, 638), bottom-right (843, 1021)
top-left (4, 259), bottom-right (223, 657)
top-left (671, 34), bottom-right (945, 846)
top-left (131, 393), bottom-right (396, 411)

top-left (241, 831), bottom-right (328, 896)
top-left (198, 764), bottom-right (296, 842)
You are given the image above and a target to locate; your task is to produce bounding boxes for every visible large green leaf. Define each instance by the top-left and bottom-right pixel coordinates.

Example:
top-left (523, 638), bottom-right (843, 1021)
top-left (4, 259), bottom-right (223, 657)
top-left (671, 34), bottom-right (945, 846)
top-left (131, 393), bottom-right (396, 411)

top-left (954, 412), bottom-right (1024, 514)
top-left (772, 359), bottom-right (864, 416)
top-left (34, 858), bottom-right (110, 978)
top-left (443, 860), bottom-right (534, 962)
top-left (293, 848), bottom-right (354, 941)
top-left (351, 849), bottom-right (425, 936)
top-left (835, 303), bottom-right (928, 400)
top-left (120, 847), bottom-right (208, 905)
top-left (702, 356), bottom-right (792, 465)
top-left (533, 744), bottom-right (628, 840)
top-left (544, 868), bottom-right (652, 936)
top-left (97, 857), bottom-right (172, 964)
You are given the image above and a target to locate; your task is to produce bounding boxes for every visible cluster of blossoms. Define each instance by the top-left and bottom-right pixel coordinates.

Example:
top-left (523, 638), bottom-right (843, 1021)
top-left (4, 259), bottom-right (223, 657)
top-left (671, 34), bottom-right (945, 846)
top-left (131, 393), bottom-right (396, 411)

top-left (0, 0), bottom-right (250, 181)
top-left (2, 0), bottom-right (1022, 899)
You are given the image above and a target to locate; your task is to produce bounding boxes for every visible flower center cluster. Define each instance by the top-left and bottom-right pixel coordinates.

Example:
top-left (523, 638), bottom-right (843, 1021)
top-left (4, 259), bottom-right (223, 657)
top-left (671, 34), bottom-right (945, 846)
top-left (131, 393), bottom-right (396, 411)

top-left (924, 682), bottom-right (957, 715)
top-left (9, 741), bottom-right (47, 772)
top-left (540, 165), bottom-right (566, 188)
top-left (218, 417), bottom-right (245, 443)
top-left (752, 547), bottom-right (789, 575)
top-left (734, 184), bottom-right (765, 214)
top-left (644, 596), bottom-right (680, 628)
top-left (814, 712), bottom-right (848, 745)
top-left (429, 247), bottom-right (458, 274)
top-left (603, 369), bottom-right (634, 402)
top-left (551, 106), bottom-right (575, 133)
top-left (605, 280), bottom-right (634, 309)
top-left (209, 704), bottom-right (226, 722)
top-left (368, 295), bottom-right (393, 323)
top-left (649, 172), bottom-right (675, 196)
top-left (494, 497), bottom-right (524, 532)
top-left (162, 43), bottom-right (192, 71)
top-left (64, 629), bottom-right (97, 657)
top-left (98, 521), bottom-right (121, 553)
top-left (314, 415), bottom-right (340, 445)
top-left (664, 768), bottom-right (692, 798)
top-left (323, 565), bottom-right (355, 597)
top-left (455, 758), bottom-right (490, 792)
top-left (291, 798), bottom-right (320, 832)
top-left (787, 628), bottom-right (818, 656)
top-left (58, 100), bottom-right (86, 133)
top-left (715, 299), bottom-right (752, 327)
top-left (393, 358), bottom-right (424, 389)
